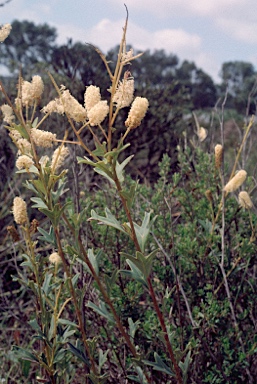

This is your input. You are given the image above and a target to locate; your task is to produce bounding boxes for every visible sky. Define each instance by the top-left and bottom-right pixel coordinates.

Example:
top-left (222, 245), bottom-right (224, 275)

top-left (1, 0), bottom-right (257, 83)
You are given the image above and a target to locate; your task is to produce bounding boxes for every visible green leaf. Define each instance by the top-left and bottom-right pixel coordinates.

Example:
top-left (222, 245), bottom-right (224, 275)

top-left (89, 208), bottom-right (127, 235)
top-left (132, 211), bottom-right (156, 252)
top-left (143, 352), bottom-right (174, 376)
top-left (48, 315), bottom-right (55, 341)
top-left (30, 197), bottom-right (48, 210)
top-left (87, 372), bottom-right (109, 384)
top-left (87, 300), bottom-right (115, 323)
top-left (127, 367), bottom-right (149, 384)
top-left (42, 273), bottom-right (52, 296)
top-left (98, 348), bottom-right (109, 372)
top-left (179, 351), bottom-right (192, 384)
top-left (53, 348), bottom-right (66, 364)
top-left (32, 117), bottom-right (38, 128)
top-left (20, 254), bottom-right (34, 272)
top-left (61, 325), bottom-right (76, 342)
top-left (38, 226), bottom-right (56, 245)
top-left (39, 201), bottom-right (71, 227)
top-left (87, 248), bottom-right (100, 276)
top-left (58, 319), bottom-right (78, 328)
top-left (104, 142), bottom-right (130, 162)
top-left (92, 141), bottom-right (107, 157)
top-left (120, 181), bottom-right (138, 210)
top-left (71, 273), bottom-right (80, 287)
top-left (51, 178), bottom-right (69, 203)
top-left (32, 179), bottom-right (47, 195)
top-left (104, 268), bottom-right (119, 296)
top-left (12, 346), bottom-right (39, 363)
top-left (77, 156), bottom-right (113, 179)
top-left (67, 341), bottom-right (90, 366)
top-left (121, 259), bottom-right (148, 288)
top-left (12, 124), bottom-right (29, 140)
top-left (128, 317), bottom-right (141, 340)
top-left (121, 249), bottom-right (158, 279)
top-left (115, 155), bottom-right (134, 183)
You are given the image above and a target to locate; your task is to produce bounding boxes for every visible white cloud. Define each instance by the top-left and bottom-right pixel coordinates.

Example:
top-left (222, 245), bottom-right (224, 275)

top-left (110, 0), bottom-right (245, 18)
top-left (55, 23), bottom-right (89, 45)
top-left (86, 18), bottom-right (201, 56)
top-left (54, 17), bottom-right (220, 80)
top-left (217, 17), bottom-right (257, 44)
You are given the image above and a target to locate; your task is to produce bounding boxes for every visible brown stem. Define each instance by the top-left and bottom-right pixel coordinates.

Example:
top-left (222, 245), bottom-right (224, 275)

top-left (147, 277), bottom-right (183, 384)
top-left (112, 165), bottom-right (141, 252)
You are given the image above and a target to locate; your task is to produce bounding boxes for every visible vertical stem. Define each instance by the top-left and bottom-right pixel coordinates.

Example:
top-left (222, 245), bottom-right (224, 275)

top-left (147, 277), bottom-right (182, 384)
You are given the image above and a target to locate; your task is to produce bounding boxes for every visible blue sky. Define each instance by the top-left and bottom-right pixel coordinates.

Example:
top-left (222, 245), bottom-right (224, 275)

top-left (1, 0), bottom-right (257, 82)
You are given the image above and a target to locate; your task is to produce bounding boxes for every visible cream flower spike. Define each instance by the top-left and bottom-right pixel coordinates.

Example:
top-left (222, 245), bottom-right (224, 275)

top-left (125, 97), bottom-right (149, 129)
top-left (0, 24), bottom-right (12, 42)
top-left (224, 170), bottom-right (247, 193)
top-left (238, 191), bottom-right (253, 210)
top-left (12, 197), bottom-right (28, 225)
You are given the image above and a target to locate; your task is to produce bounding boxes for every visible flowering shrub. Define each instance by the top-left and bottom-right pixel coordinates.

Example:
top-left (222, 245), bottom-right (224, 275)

top-left (1, 14), bottom-right (257, 384)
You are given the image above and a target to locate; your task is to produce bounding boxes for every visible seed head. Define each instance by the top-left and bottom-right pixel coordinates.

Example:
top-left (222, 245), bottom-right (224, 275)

top-left (125, 97), bottom-right (149, 129)
top-left (224, 170), bottom-right (247, 193)
top-left (12, 197), bottom-right (28, 225)
top-left (238, 191), bottom-right (253, 210)
top-left (7, 225), bottom-right (20, 242)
